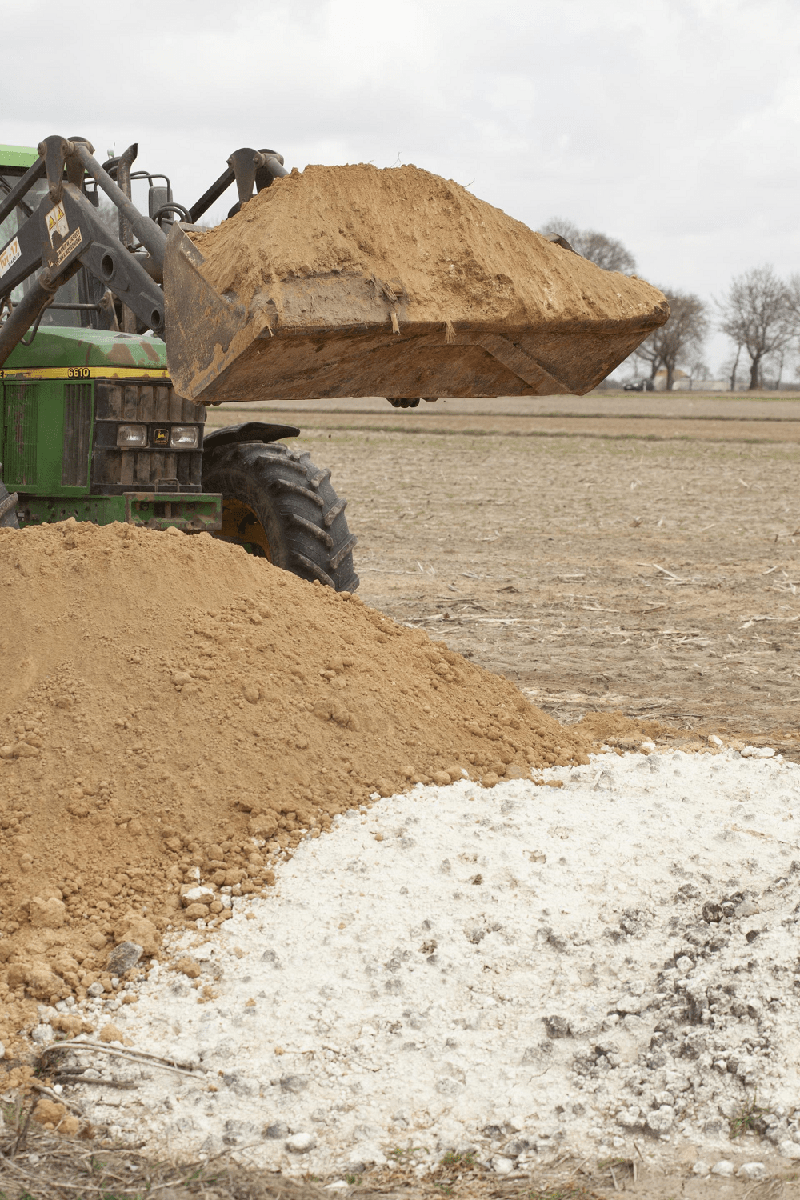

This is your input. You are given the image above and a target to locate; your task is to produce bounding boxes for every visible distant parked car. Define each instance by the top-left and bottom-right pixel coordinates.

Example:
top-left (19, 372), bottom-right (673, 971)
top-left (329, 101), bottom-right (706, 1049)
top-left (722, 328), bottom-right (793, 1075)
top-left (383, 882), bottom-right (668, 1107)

top-left (623, 379), bottom-right (654, 391)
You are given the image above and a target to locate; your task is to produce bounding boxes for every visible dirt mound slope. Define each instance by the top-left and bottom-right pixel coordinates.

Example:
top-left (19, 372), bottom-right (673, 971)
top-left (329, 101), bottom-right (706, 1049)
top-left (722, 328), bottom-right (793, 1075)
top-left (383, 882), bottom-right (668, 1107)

top-left (191, 163), bottom-right (666, 328)
top-left (0, 519), bottom-right (596, 1049)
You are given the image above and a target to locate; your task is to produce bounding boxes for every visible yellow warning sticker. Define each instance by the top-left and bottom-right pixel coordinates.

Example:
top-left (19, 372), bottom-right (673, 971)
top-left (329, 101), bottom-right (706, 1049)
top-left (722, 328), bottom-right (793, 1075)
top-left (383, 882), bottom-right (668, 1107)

top-left (55, 226), bottom-right (82, 266)
top-left (46, 201), bottom-right (69, 245)
top-left (0, 236), bottom-right (21, 278)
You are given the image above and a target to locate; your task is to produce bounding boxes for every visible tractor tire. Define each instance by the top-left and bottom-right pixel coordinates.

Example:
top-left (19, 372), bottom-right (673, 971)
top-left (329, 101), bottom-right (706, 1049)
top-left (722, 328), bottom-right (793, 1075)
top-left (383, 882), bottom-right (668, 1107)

top-left (202, 440), bottom-right (358, 592)
top-left (0, 477), bottom-right (18, 530)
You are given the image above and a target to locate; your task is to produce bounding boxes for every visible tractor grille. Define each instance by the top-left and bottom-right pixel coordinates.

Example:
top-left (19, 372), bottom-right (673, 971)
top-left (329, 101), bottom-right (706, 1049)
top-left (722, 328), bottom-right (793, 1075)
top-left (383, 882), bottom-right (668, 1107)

top-left (92, 380), bottom-right (205, 494)
top-left (3, 382), bottom-right (37, 487)
top-left (61, 383), bottom-right (92, 486)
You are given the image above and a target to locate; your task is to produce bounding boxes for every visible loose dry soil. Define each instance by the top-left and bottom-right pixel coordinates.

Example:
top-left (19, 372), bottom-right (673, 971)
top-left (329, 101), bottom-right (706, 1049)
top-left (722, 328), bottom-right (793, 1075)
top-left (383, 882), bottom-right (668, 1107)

top-left (191, 163), bottom-right (666, 327)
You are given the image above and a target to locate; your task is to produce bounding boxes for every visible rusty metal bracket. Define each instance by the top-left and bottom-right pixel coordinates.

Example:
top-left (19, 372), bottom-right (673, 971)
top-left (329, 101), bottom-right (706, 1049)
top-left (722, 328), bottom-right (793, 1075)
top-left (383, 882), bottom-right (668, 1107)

top-left (123, 492), bottom-right (222, 531)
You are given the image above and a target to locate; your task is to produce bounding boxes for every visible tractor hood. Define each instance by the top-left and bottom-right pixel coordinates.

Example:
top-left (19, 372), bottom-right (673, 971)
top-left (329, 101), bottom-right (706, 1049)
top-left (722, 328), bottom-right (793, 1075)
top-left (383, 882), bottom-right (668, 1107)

top-left (2, 328), bottom-right (167, 374)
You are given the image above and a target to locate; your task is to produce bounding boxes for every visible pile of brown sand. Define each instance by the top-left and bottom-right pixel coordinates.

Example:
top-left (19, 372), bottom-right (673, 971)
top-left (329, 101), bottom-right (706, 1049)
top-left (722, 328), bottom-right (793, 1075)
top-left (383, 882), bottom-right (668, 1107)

top-left (0, 520), bottom-right (602, 1051)
top-left (191, 163), bottom-right (666, 328)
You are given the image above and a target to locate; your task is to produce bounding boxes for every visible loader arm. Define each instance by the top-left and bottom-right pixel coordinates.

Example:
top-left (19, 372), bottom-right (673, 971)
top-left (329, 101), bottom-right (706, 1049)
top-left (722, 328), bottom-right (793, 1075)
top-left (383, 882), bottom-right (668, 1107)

top-left (0, 138), bottom-right (166, 366)
top-left (0, 135), bottom-right (287, 370)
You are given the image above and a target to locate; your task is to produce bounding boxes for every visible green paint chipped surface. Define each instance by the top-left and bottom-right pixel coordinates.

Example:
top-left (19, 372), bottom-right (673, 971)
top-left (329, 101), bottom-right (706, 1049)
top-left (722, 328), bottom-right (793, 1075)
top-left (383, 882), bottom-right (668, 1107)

top-left (3, 327), bottom-right (167, 372)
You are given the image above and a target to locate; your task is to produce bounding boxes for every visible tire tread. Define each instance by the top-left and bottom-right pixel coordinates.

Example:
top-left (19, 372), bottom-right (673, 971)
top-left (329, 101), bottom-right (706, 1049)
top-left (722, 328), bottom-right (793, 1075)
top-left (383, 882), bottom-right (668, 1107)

top-left (202, 441), bottom-right (358, 591)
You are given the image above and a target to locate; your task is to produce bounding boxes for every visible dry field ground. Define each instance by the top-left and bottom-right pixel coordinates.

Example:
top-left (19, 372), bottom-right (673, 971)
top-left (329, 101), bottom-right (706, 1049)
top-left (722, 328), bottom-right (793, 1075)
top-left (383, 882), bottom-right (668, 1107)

top-left (4, 1120), bottom-right (800, 1200)
top-left (209, 390), bottom-right (800, 750)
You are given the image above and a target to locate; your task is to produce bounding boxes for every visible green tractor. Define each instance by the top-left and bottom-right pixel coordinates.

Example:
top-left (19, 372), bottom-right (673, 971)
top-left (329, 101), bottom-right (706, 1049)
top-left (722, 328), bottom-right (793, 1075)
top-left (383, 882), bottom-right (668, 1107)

top-left (0, 134), bottom-right (667, 575)
top-left (0, 139), bottom-right (358, 591)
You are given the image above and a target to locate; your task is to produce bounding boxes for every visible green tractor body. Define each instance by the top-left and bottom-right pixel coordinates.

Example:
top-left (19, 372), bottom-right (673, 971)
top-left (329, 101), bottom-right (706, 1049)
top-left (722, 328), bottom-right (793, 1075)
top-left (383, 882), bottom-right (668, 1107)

top-left (1, 326), bottom-right (220, 531)
top-left (0, 144), bottom-right (38, 170)
top-left (0, 141), bottom-right (219, 532)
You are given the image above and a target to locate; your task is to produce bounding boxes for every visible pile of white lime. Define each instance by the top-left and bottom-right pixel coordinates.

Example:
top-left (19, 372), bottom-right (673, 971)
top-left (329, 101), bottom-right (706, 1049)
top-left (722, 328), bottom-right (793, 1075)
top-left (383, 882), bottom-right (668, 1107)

top-left (37, 745), bottom-right (800, 1179)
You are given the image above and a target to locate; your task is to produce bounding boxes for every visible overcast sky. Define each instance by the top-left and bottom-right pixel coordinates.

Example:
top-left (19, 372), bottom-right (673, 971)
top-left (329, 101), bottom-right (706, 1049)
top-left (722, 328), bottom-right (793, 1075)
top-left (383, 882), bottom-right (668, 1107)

top-left (6, 0), bottom-right (800, 375)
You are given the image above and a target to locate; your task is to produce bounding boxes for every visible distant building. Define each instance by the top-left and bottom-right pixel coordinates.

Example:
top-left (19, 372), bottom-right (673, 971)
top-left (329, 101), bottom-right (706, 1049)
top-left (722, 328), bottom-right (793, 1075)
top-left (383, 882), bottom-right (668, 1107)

top-left (654, 369), bottom-right (726, 392)
top-left (653, 368), bottom-right (688, 390)
top-left (672, 377), bottom-right (727, 392)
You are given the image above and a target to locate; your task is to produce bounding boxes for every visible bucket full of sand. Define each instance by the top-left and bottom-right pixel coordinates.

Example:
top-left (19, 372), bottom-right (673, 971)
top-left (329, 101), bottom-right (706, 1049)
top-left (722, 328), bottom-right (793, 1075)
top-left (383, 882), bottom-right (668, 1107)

top-left (163, 164), bottom-right (668, 405)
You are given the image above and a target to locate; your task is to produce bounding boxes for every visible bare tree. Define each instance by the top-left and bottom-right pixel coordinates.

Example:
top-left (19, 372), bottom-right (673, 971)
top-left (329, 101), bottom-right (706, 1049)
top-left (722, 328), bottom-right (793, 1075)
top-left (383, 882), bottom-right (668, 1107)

top-left (717, 265), bottom-right (792, 391)
top-left (633, 289), bottom-right (708, 390)
top-left (785, 274), bottom-right (800, 384)
top-left (763, 347), bottom-right (789, 389)
top-left (725, 343), bottom-right (743, 391)
top-left (786, 273), bottom-right (800, 324)
top-left (687, 358), bottom-right (710, 390)
top-left (541, 217), bottom-right (636, 274)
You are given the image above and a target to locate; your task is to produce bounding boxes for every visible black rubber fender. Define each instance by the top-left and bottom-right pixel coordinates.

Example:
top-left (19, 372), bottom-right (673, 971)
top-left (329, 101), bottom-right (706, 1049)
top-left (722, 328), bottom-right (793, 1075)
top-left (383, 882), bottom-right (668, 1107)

top-left (203, 422), bottom-right (300, 451)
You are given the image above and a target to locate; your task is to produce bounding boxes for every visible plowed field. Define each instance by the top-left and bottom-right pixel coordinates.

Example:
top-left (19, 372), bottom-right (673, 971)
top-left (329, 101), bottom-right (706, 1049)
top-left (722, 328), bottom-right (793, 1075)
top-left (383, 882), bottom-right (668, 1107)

top-left (208, 391), bottom-right (800, 748)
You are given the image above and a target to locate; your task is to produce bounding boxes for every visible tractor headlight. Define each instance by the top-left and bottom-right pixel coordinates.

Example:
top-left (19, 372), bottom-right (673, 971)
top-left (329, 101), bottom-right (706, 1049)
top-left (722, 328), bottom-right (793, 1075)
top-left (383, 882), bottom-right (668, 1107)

top-left (117, 424), bottom-right (147, 447)
top-left (170, 426), bottom-right (199, 448)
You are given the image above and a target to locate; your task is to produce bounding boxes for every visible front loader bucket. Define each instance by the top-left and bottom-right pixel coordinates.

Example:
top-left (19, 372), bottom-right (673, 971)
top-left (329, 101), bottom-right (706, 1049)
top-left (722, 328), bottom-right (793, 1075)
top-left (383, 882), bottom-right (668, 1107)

top-left (163, 185), bottom-right (668, 405)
